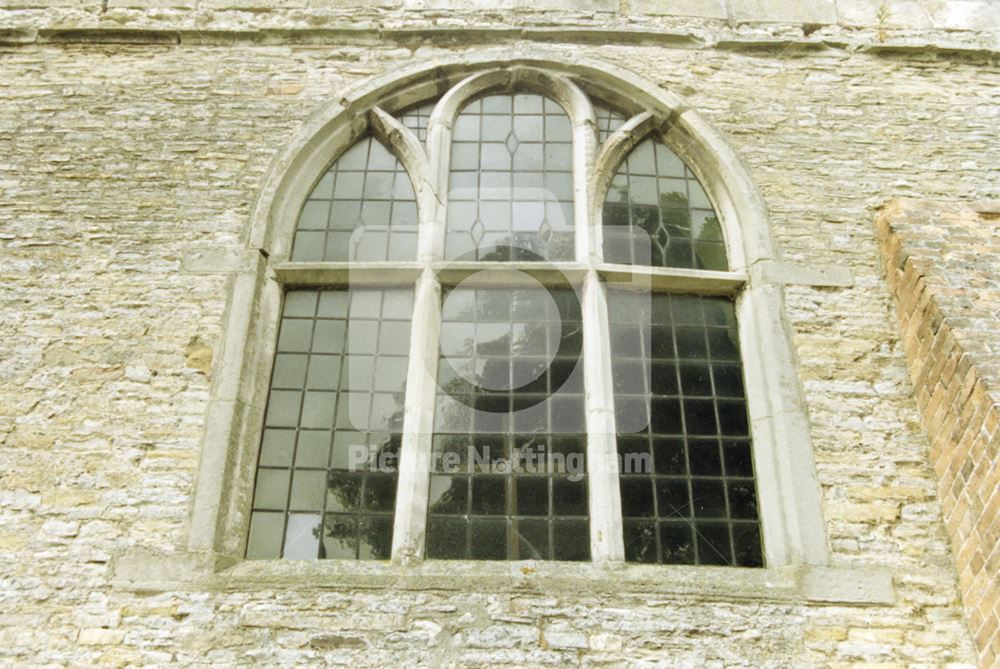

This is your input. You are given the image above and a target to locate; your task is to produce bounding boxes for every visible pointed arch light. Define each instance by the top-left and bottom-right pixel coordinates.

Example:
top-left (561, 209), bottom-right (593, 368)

top-left (189, 57), bottom-right (830, 573)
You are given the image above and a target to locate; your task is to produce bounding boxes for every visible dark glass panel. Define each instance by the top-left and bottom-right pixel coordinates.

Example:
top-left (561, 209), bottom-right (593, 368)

top-left (652, 438), bottom-right (686, 475)
top-left (650, 398), bottom-right (683, 434)
top-left (691, 480), bottom-right (727, 519)
top-left (683, 399), bottom-right (718, 436)
top-left (707, 328), bottom-right (740, 361)
top-left (695, 522), bottom-right (732, 566)
top-left (322, 515), bottom-right (358, 559)
top-left (515, 519), bottom-right (549, 559)
top-left (608, 292), bottom-right (762, 567)
top-left (358, 516), bottom-right (393, 560)
top-left (674, 327), bottom-right (708, 360)
top-left (679, 363), bottom-right (713, 396)
top-left (470, 519), bottom-right (508, 560)
top-left (727, 480), bottom-right (759, 520)
top-left (650, 361), bottom-right (678, 396)
top-left (732, 524), bottom-right (764, 567)
top-left (717, 401), bottom-right (749, 436)
top-left (363, 474), bottom-right (397, 512)
top-left (723, 440), bottom-right (755, 477)
top-left (552, 479), bottom-right (588, 516)
top-left (620, 478), bottom-right (656, 518)
top-left (623, 520), bottom-right (657, 563)
top-left (428, 475), bottom-right (468, 515)
top-left (712, 364), bottom-right (745, 398)
top-left (655, 479), bottom-right (690, 518)
top-left (515, 477), bottom-right (549, 517)
top-left (325, 472), bottom-right (361, 512)
top-left (552, 520), bottom-right (590, 561)
top-left (687, 439), bottom-right (723, 476)
top-left (471, 476), bottom-right (506, 516)
top-left (426, 518), bottom-right (467, 559)
top-left (659, 521), bottom-right (695, 564)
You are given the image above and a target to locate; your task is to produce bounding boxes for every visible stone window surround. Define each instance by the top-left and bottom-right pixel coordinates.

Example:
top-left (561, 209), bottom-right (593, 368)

top-left (111, 50), bottom-right (892, 605)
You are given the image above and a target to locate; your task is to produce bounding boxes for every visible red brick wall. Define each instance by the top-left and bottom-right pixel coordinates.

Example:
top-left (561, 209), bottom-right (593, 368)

top-left (878, 199), bottom-right (1000, 669)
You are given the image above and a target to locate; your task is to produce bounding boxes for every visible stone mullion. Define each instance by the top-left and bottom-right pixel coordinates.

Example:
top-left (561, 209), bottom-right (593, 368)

top-left (581, 269), bottom-right (625, 563)
top-left (389, 90), bottom-right (452, 561)
top-left (389, 268), bottom-right (441, 561)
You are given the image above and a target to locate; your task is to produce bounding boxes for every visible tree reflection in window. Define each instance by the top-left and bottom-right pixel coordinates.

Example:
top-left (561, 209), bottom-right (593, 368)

top-left (603, 139), bottom-right (726, 270)
top-left (426, 286), bottom-right (590, 561)
top-left (246, 288), bottom-right (413, 560)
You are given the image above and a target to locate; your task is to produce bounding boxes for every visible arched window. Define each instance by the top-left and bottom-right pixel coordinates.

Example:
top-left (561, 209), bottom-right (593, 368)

top-left (187, 61), bottom-right (829, 573)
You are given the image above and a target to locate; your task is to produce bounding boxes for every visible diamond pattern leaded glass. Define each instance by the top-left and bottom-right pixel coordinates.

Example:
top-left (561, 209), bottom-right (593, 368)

top-left (608, 291), bottom-right (762, 567)
top-left (398, 101), bottom-right (436, 142)
top-left (603, 139), bottom-right (727, 270)
top-left (446, 94), bottom-right (575, 262)
top-left (426, 287), bottom-right (590, 561)
top-left (246, 288), bottom-right (413, 560)
top-left (252, 81), bottom-right (770, 567)
top-left (291, 137), bottom-right (418, 262)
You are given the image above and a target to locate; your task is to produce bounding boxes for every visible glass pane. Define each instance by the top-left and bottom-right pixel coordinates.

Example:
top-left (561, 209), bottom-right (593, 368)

top-left (247, 288), bottom-right (413, 561)
top-left (609, 292), bottom-right (762, 567)
top-left (446, 94), bottom-right (575, 262)
top-left (282, 513), bottom-right (321, 559)
top-left (290, 137), bottom-right (419, 262)
top-left (602, 138), bottom-right (727, 270)
top-left (427, 286), bottom-right (589, 561)
top-left (398, 101), bottom-right (436, 142)
top-left (246, 511), bottom-right (285, 560)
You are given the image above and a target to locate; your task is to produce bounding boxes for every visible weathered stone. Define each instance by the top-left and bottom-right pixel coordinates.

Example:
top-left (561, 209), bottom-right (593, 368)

top-left (0, 2), bottom-right (995, 668)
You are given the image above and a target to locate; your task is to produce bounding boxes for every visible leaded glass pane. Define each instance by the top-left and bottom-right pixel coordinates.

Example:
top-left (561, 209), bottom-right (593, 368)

top-left (426, 286), bottom-right (589, 561)
top-left (593, 103), bottom-right (625, 144)
top-left (446, 94), bottom-right (575, 262)
top-left (291, 137), bottom-right (418, 262)
top-left (603, 139), bottom-right (727, 270)
top-left (398, 101), bottom-right (436, 142)
top-left (247, 288), bottom-right (413, 560)
top-left (608, 291), bottom-right (762, 567)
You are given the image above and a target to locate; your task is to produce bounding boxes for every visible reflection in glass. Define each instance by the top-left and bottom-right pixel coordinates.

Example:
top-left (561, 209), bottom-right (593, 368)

top-left (446, 94), bottom-right (575, 262)
top-left (247, 288), bottom-right (413, 560)
top-left (426, 287), bottom-right (590, 561)
top-left (593, 103), bottom-right (626, 144)
top-left (291, 137), bottom-right (418, 262)
top-left (398, 101), bottom-right (436, 142)
top-left (609, 292), bottom-right (762, 567)
top-left (603, 138), bottom-right (727, 270)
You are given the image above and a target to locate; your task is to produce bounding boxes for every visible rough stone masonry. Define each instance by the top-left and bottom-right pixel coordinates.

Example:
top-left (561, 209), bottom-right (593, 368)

top-left (0, 0), bottom-right (998, 667)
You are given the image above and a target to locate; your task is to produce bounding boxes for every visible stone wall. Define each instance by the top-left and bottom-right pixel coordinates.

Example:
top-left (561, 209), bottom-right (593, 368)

top-left (878, 199), bottom-right (1000, 669)
top-left (0, 0), bottom-right (999, 35)
top-left (0, 3), bottom-right (998, 667)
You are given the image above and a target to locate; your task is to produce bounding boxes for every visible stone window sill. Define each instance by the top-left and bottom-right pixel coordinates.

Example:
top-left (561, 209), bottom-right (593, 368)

top-left (110, 548), bottom-right (894, 605)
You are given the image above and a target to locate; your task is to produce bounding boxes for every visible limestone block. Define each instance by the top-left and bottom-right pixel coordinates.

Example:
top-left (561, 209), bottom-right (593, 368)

top-left (729, 0), bottom-right (837, 24)
top-left (403, 0), bottom-right (616, 9)
top-left (836, 0), bottom-right (933, 29)
top-left (106, 0), bottom-right (197, 9)
top-left (0, 0), bottom-right (87, 7)
top-left (838, 0), bottom-right (999, 31)
top-left (932, 0), bottom-right (1000, 31)
top-left (77, 629), bottom-right (125, 645)
top-left (630, 0), bottom-right (727, 19)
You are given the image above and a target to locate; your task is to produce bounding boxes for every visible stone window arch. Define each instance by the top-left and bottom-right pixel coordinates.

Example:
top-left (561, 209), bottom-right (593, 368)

top-left (184, 56), bottom-right (832, 572)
